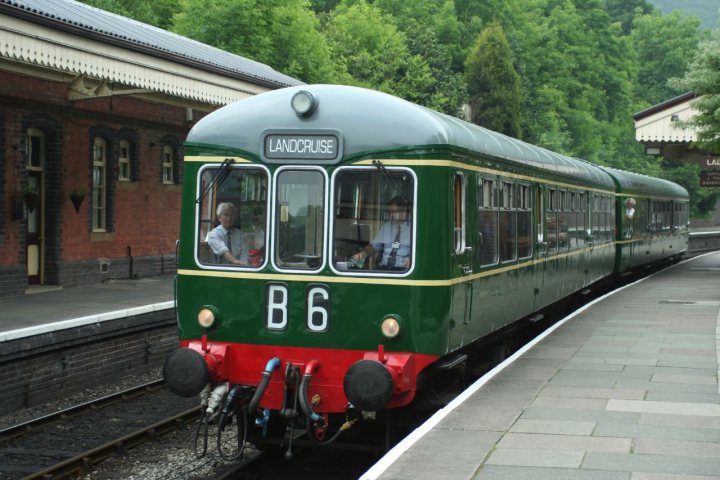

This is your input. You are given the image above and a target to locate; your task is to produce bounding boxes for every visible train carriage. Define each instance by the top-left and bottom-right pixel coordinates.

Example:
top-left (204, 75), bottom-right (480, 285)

top-left (600, 166), bottom-right (689, 272)
top-left (164, 85), bottom-right (688, 451)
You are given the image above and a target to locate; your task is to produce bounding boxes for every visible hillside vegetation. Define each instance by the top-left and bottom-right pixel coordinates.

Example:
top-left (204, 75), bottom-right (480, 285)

top-left (81, 0), bottom-right (719, 216)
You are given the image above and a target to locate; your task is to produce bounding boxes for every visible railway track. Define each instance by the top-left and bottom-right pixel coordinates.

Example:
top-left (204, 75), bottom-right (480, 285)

top-left (0, 380), bottom-right (198, 479)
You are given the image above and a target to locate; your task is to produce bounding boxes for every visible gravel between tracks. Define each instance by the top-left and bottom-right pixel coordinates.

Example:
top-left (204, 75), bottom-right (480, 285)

top-left (0, 368), bottom-right (255, 479)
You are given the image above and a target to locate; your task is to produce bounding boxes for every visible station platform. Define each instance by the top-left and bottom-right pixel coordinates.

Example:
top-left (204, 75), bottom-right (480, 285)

top-left (364, 251), bottom-right (720, 480)
top-left (0, 274), bottom-right (177, 415)
top-left (0, 274), bottom-right (175, 342)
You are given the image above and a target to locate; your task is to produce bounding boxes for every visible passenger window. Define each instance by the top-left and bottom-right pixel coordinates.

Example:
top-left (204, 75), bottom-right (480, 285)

top-left (577, 193), bottom-right (586, 248)
top-left (454, 173), bottom-right (466, 254)
top-left (197, 166), bottom-right (268, 267)
top-left (478, 177), bottom-right (498, 266)
top-left (499, 181), bottom-right (516, 262)
top-left (517, 184), bottom-right (532, 258)
top-left (546, 189), bottom-right (558, 253)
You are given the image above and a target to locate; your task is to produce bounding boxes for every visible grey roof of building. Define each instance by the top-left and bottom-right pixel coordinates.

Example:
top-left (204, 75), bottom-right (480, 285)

top-left (0, 0), bottom-right (302, 89)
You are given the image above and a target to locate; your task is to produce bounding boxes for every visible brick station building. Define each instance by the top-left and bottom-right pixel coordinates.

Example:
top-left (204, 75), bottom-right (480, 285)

top-left (0, 0), bottom-right (301, 297)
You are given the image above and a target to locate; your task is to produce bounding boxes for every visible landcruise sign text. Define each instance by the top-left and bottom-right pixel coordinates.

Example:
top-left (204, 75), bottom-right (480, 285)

top-left (264, 134), bottom-right (339, 160)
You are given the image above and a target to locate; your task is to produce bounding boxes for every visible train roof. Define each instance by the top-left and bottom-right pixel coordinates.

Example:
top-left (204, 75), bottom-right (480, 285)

top-left (599, 166), bottom-right (689, 199)
top-left (187, 85), bottom-right (613, 189)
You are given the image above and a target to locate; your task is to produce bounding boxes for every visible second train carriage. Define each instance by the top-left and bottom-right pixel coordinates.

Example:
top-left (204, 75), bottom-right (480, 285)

top-left (600, 166), bottom-right (689, 272)
top-left (164, 85), bottom-right (689, 447)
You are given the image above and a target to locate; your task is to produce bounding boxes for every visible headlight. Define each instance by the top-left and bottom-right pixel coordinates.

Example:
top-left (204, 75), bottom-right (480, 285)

top-left (381, 316), bottom-right (400, 339)
top-left (197, 307), bottom-right (217, 328)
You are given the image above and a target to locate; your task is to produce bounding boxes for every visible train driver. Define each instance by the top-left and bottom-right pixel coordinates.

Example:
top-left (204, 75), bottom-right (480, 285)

top-left (352, 196), bottom-right (412, 270)
top-left (207, 202), bottom-right (250, 265)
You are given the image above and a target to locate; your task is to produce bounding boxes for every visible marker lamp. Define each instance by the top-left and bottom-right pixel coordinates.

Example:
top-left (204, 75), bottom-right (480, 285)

top-left (198, 307), bottom-right (217, 329)
top-left (291, 90), bottom-right (318, 117)
top-left (381, 317), bottom-right (400, 339)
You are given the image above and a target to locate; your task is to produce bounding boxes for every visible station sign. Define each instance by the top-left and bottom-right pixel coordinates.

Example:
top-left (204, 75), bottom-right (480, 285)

top-left (700, 170), bottom-right (720, 187)
top-left (262, 129), bottom-right (343, 164)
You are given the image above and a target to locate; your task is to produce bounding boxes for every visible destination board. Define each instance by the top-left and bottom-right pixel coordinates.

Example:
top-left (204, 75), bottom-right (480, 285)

top-left (262, 130), bottom-right (342, 163)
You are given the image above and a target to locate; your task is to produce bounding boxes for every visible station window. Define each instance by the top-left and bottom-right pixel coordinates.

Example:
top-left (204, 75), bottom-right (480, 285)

top-left (331, 167), bottom-right (414, 273)
top-left (118, 140), bottom-right (131, 181)
top-left (478, 177), bottom-right (498, 266)
top-left (92, 137), bottom-right (107, 231)
top-left (196, 165), bottom-right (268, 268)
top-left (162, 145), bottom-right (175, 184)
top-left (27, 128), bottom-right (45, 168)
top-left (274, 168), bottom-right (326, 271)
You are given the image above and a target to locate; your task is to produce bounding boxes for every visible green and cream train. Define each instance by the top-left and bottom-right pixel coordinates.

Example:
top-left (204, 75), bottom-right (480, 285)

top-left (164, 85), bottom-right (689, 449)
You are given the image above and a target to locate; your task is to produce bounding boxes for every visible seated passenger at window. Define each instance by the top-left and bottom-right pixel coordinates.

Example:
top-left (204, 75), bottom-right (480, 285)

top-left (352, 196), bottom-right (412, 270)
top-left (207, 202), bottom-right (250, 265)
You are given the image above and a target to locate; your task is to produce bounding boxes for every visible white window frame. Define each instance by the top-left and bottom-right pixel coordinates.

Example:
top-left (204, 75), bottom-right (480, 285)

top-left (162, 145), bottom-right (174, 184)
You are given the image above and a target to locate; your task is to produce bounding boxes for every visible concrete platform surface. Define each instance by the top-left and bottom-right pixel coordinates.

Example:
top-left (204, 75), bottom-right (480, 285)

top-left (364, 252), bottom-right (720, 480)
top-left (0, 274), bottom-right (175, 341)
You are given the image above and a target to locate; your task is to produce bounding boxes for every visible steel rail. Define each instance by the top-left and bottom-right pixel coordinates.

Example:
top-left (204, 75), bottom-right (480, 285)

top-left (23, 406), bottom-right (202, 479)
top-left (0, 379), bottom-right (165, 444)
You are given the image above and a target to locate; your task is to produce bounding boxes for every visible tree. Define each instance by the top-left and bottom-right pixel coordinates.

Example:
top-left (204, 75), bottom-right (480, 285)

top-left (323, 1), bottom-right (433, 102)
top-left (80, 0), bottom-right (180, 29)
top-left (631, 11), bottom-right (702, 106)
top-left (464, 22), bottom-right (522, 138)
top-left (605, 0), bottom-right (655, 35)
top-left (372, 0), bottom-right (467, 114)
top-left (172, 0), bottom-right (340, 84)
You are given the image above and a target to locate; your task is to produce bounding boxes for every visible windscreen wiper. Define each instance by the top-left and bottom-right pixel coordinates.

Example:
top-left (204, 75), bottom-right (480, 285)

top-left (196, 158), bottom-right (235, 204)
top-left (372, 160), bottom-right (412, 206)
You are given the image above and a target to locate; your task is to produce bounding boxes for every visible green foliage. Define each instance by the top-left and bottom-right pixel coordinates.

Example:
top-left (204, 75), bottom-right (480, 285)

top-left (323, 1), bottom-right (433, 102)
top-left (631, 11), bottom-right (702, 106)
top-left (79, 0), bottom-right (716, 218)
top-left (465, 22), bottom-right (522, 138)
top-left (81, 0), bottom-right (181, 29)
top-left (172, 0), bottom-right (340, 84)
top-left (605, 0), bottom-right (655, 34)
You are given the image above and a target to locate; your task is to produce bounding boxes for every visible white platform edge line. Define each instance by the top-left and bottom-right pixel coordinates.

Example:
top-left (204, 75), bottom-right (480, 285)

top-left (360, 252), bottom-right (716, 480)
top-left (0, 301), bottom-right (176, 342)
